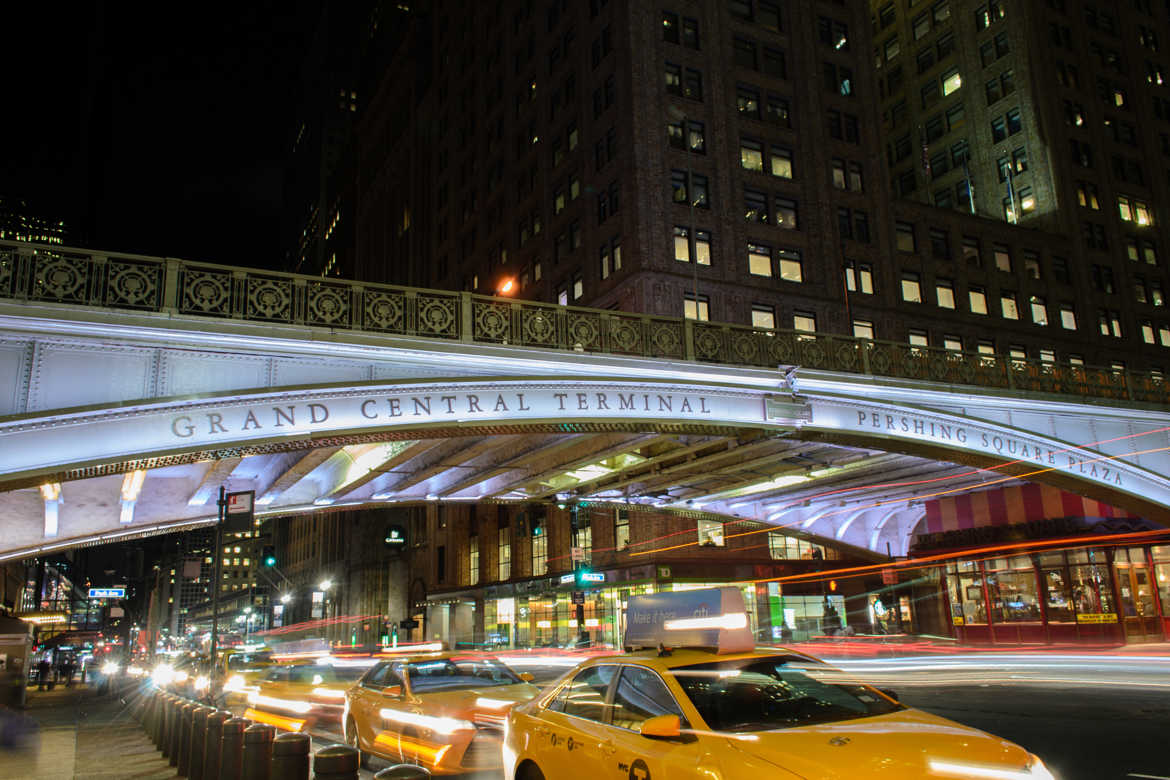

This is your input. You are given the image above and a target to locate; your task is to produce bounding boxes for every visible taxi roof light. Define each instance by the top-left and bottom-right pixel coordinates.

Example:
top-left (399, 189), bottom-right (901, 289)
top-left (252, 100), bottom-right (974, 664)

top-left (624, 587), bottom-right (754, 655)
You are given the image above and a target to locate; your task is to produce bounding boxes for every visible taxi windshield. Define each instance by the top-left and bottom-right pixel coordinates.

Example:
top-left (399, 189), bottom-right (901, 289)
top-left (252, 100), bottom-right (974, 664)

top-left (287, 664), bottom-right (364, 685)
top-left (404, 657), bottom-right (522, 693)
top-left (227, 651), bottom-right (272, 670)
top-left (671, 655), bottom-right (902, 733)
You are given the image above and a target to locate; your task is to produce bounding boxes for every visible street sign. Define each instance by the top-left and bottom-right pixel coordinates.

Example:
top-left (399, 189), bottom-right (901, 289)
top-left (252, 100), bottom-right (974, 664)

top-left (399, 618), bottom-right (420, 630)
top-left (579, 572), bottom-right (605, 584)
top-left (224, 490), bottom-right (255, 533)
top-left (571, 590), bottom-right (585, 605)
top-left (881, 568), bottom-right (898, 585)
top-left (559, 574), bottom-right (576, 585)
top-left (570, 546), bottom-right (585, 562)
top-left (88, 587), bottom-right (125, 599)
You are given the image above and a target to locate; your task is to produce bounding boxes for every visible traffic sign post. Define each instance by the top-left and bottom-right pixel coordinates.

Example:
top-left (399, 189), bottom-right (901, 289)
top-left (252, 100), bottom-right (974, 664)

top-left (224, 491), bottom-right (255, 533)
top-left (571, 591), bottom-right (585, 605)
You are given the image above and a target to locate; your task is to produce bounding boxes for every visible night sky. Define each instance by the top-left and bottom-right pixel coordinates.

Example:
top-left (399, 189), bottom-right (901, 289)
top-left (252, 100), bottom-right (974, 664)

top-left (3, 2), bottom-right (315, 269)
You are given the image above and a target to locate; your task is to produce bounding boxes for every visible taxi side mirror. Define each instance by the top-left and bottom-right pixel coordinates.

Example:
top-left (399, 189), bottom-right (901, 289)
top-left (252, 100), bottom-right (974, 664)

top-left (639, 714), bottom-right (682, 739)
top-left (518, 673), bottom-right (534, 682)
top-left (383, 684), bottom-right (403, 698)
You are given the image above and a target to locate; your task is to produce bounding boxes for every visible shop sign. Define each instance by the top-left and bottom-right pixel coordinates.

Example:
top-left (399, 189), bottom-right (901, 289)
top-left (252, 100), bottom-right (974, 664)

top-left (656, 565), bottom-right (671, 579)
top-left (571, 546), bottom-right (585, 563)
top-left (88, 587), bottom-right (125, 599)
top-left (559, 574), bottom-right (576, 585)
top-left (881, 568), bottom-right (897, 585)
top-left (1075, 612), bottom-right (1118, 624)
top-left (952, 616), bottom-right (965, 625)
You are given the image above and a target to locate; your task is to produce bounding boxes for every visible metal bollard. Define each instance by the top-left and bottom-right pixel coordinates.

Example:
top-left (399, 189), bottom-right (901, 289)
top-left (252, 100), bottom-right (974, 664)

top-left (242, 723), bottom-right (275, 780)
top-left (312, 744), bottom-right (360, 780)
top-left (190, 706), bottom-right (213, 780)
top-left (163, 697), bottom-right (178, 758)
top-left (271, 732), bottom-right (310, 780)
top-left (179, 702), bottom-right (197, 775)
top-left (374, 766), bottom-right (433, 779)
top-left (219, 717), bottom-right (250, 780)
top-left (144, 692), bottom-right (157, 743)
top-left (169, 700), bottom-right (186, 766)
top-left (204, 711), bottom-right (230, 780)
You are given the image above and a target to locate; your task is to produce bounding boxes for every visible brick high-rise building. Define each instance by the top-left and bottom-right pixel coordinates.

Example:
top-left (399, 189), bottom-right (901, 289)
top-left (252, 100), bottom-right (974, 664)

top-left (872, 0), bottom-right (1170, 371)
top-left (339, 0), bottom-right (1170, 373)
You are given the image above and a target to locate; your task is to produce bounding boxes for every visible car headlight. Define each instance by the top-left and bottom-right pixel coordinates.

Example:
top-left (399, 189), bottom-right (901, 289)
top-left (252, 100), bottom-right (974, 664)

top-left (173, 671), bottom-right (189, 683)
top-left (224, 674), bottom-right (246, 692)
top-left (194, 675), bottom-right (211, 691)
top-left (101, 661), bottom-right (120, 676)
top-left (152, 664), bottom-right (175, 686)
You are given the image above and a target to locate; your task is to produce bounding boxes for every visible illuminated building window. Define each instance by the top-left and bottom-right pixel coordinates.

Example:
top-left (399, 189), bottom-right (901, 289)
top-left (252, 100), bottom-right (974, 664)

top-left (1060, 304), bottom-right (1077, 330)
top-left (752, 305), bottom-right (775, 330)
top-left (614, 509), bottom-right (630, 551)
top-left (697, 518), bottom-right (725, 546)
top-left (969, 286), bottom-right (988, 315)
top-left (1000, 292), bottom-right (1019, 320)
top-left (683, 294), bottom-right (709, 321)
top-left (844, 260), bottom-right (874, 294)
top-left (853, 320), bottom-right (875, 340)
top-left (936, 279), bottom-right (955, 309)
top-left (901, 272), bottom-right (923, 303)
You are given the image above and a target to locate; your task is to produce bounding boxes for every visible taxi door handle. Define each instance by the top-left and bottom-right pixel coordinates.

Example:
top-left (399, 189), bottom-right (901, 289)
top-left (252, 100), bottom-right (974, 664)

top-left (599, 740), bottom-right (617, 755)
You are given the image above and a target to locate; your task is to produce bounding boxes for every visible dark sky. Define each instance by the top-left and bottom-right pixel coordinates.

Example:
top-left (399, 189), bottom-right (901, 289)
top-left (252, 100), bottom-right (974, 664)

top-left (3, 2), bottom-right (315, 269)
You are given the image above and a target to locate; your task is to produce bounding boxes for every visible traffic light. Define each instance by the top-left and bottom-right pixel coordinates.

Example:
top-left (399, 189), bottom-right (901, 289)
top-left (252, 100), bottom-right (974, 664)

top-left (262, 545), bottom-right (276, 567)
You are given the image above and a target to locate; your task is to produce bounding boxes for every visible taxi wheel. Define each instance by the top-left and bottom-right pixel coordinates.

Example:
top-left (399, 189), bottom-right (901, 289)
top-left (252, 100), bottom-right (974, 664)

top-left (346, 717), bottom-right (373, 769)
top-left (517, 761), bottom-right (546, 780)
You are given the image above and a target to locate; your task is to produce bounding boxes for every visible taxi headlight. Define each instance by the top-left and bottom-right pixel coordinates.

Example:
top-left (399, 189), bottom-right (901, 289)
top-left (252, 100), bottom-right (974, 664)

top-left (100, 661), bottom-right (120, 676)
top-left (224, 674), bottom-right (246, 692)
top-left (379, 708), bottom-right (474, 736)
top-left (194, 675), bottom-right (211, 691)
top-left (928, 757), bottom-right (1059, 780)
top-left (312, 687), bottom-right (346, 699)
top-left (152, 664), bottom-right (175, 686)
top-left (173, 671), bottom-right (189, 683)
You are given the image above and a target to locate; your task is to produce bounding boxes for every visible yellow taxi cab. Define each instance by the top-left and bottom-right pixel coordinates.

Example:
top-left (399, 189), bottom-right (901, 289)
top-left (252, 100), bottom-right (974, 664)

top-left (217, 647), bottom-right (275, 708)
top-left (343, 651), bottom-right (541, 774)
top-left (504, 587), bottom-right (1057, 780)
top-left (243, 661), bottom-right (367, 733)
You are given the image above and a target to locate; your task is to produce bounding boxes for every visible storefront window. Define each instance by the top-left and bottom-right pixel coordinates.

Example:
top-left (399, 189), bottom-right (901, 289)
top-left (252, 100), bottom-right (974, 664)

top-left (987, 556), bottom-right (1042, 622)
top-left (1038, 551), bottom-right (1073, 623)
top-left (945, 560), bottom-right (987, 625)
top-left (1067, 548), bottom-right (1114, 617)
top-left (1153, 545), bottom-right (1170, 617)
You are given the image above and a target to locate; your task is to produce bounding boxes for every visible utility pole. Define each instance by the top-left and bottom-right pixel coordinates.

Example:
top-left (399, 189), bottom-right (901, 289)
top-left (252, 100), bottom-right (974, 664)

top-left (570, 503), bottom-right (587, 646)
top-left (209, 487), bottom-right (225, 680)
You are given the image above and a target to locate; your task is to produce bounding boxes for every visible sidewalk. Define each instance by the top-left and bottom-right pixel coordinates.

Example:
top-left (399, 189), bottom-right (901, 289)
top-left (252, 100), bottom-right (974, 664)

top-left (0, 683), bottom-right (174, 779)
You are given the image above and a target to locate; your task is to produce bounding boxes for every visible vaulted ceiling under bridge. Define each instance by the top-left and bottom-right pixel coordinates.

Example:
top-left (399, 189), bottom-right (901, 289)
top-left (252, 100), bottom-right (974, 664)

top-left (3, 269), bottom-right (1170, 561)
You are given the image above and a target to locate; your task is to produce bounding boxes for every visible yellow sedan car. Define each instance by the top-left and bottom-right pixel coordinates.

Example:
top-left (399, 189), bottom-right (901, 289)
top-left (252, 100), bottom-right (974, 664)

top-left (343, 652), bottom-right (540, 774)
top-left (244, 661), bottom-right (366, 733)
top-left (504, 588), bottom-right (1056, 780)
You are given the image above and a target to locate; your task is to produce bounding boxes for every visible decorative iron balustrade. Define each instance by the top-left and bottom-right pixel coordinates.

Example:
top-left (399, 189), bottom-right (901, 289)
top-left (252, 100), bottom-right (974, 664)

top-left (1, 241), bottom-right (1165, 405)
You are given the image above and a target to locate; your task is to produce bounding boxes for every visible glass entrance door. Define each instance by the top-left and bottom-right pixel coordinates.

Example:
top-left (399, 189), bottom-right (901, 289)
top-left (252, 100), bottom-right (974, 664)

top-left (1115, 548), bottom-right (1161, 642)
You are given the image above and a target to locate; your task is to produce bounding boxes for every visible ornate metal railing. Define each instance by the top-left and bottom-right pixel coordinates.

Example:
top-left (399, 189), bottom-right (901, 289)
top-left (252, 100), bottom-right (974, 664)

top-left (1, 240), bottom-right (1166, 405)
